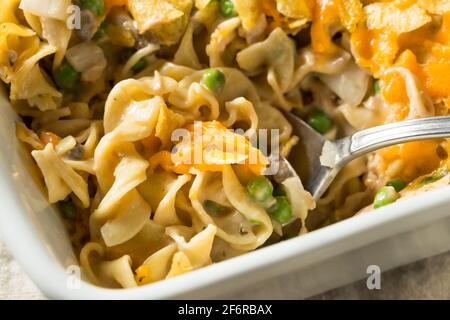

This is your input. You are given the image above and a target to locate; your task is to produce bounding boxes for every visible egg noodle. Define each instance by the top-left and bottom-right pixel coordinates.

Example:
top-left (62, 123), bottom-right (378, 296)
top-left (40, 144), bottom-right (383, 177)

top-left (1, 0), bottom-right (450, 288)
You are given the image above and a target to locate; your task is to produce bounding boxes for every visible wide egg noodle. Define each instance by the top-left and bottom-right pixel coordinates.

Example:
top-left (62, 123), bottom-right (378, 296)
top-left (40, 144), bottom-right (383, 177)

top-left (237, 28), bottom-right (296, 110)
top-left (153, 174), bottom-right (192, 226)
top-left (93, 76), bottom-right (180, 247)
top-left (39, 17), bottom-right (72, 69)
top-left (206, 17), bottom-right (241, 68)
top-left (31, 143), bottom-right (89, 207)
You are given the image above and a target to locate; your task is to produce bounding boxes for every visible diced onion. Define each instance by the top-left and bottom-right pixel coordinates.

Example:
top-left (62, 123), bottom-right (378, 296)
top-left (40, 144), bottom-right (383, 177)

top-left (66, 42), bottom-right (107, 82)
top-left (320, 141), bottom-right (338, 168)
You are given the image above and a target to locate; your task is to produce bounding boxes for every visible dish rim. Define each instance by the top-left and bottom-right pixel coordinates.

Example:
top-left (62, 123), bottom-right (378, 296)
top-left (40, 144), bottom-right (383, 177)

top-left (2, 156), bottom-right (450, 299)
top-left (1, 84), bottom-right (450, 299)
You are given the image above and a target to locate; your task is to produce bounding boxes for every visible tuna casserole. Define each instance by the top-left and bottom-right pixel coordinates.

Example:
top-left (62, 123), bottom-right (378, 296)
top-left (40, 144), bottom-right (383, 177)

top-left (1, 0), bottom-right (450, 288)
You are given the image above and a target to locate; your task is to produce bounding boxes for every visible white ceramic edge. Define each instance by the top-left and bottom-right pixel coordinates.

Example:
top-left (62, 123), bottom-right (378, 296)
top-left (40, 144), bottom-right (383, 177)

top-left (1, 87), bottom-right (450, 299)
top-left (2, 167), bottom-right (450, 299)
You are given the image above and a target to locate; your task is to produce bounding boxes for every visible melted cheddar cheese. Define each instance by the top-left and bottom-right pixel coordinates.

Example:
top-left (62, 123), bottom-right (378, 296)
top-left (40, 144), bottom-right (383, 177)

top-left (309, 0), bottom-right (450, 182)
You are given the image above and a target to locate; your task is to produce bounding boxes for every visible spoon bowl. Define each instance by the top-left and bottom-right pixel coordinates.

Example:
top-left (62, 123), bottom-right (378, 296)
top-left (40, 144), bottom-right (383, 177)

top-left (277, 113), bottom-right (450, 200)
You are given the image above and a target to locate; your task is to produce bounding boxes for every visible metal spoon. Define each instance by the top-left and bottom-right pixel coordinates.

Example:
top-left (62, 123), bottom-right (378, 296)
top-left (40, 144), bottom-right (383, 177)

top-left (272, 113), bottom-right (450, 201)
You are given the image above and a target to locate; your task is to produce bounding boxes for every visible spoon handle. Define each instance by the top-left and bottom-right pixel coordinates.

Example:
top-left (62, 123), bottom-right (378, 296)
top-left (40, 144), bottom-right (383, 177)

top-left (338, 116), bottom-right (450, 165)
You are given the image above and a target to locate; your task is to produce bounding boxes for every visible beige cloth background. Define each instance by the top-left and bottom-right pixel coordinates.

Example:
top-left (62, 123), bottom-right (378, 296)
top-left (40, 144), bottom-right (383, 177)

top-left (0, 240), bottom-right (45, 300)
top-left (2, 235), bottom-right (450, 300)
top-left (314, 252), bottom-right (450, 299)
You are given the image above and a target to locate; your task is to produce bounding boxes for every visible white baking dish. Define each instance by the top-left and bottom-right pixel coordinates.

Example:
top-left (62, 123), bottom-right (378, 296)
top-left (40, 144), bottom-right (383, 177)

top-left (1, 88), bottom-right (450, 300)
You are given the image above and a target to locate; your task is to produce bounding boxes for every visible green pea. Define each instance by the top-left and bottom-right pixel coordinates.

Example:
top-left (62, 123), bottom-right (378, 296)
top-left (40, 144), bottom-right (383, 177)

top-left (374, 186), bottom-right (399, 209)
top-left (386, 178), bottom-right (406, 192)
top-left (307, 111), bottom-right (333, 134)
top-left (202, 68), bottom-right (226, 92)
top-left (204, 200), bottom-right (230, 215)
top-left (267, 196), bottom-right (293, 224)
top-left (54, 60), bottom-right (80, 90)
top-left (59, 200), bottom-right (77, 220)
top-left (246, 176), bottom-right (274, 203)
top-left (80, 0), bottom-right (105, 16)
top-left (373, 79), bottom-right (381, 94)
top-left (219, 0), bottom-right (237, 17)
